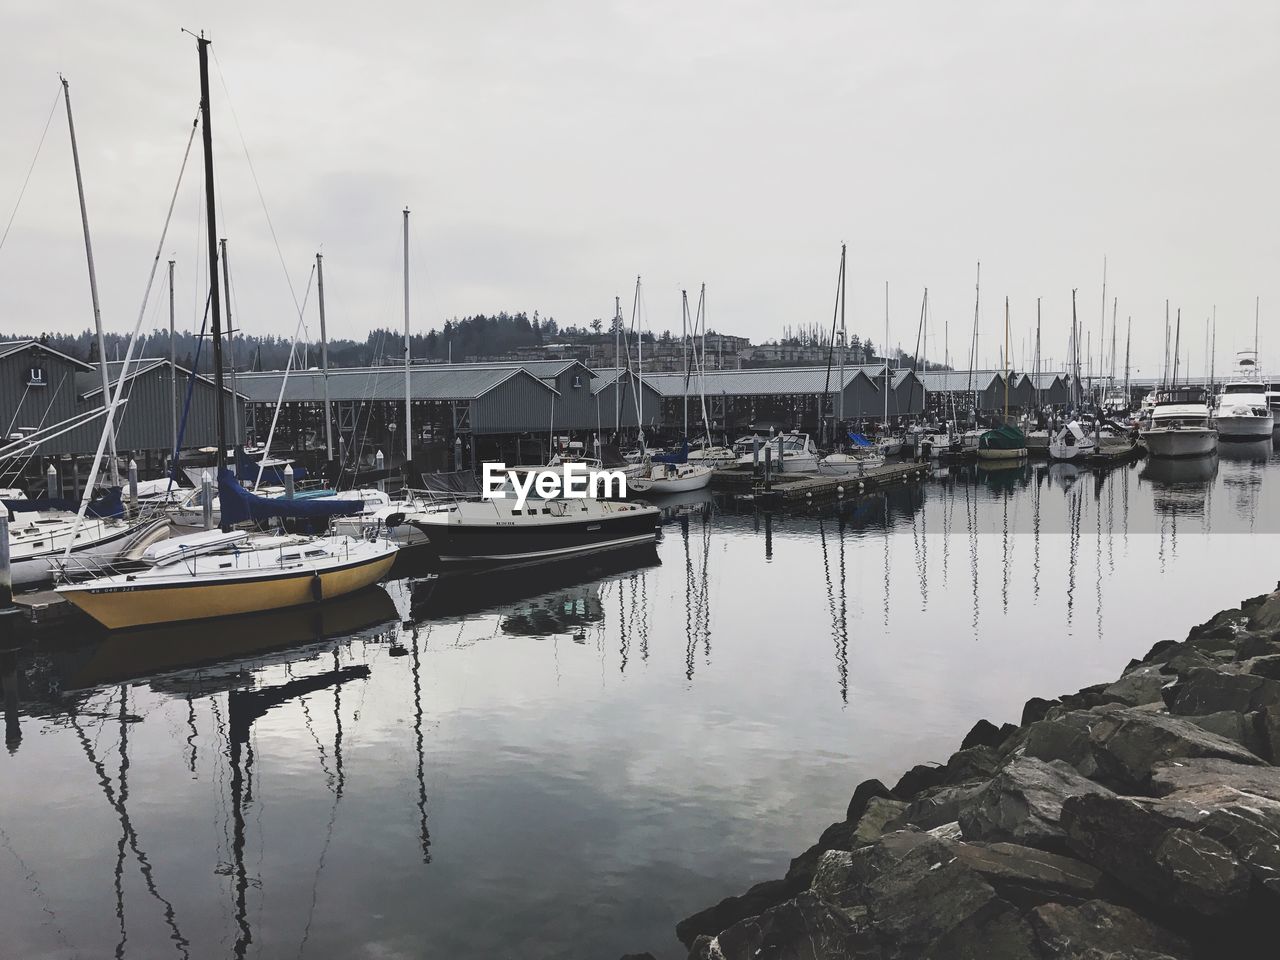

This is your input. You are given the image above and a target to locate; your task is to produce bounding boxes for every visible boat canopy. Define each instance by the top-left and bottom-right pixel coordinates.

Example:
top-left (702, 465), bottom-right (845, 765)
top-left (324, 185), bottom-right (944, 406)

top-left (846, 432), bottom-right (874, 447)
top-left (651, 439), bottom-right (690, 465)
top-left (2, 486), bottom-right (123, 520)
top-left (978, 424), bottom-right (1027, 450)
top-left (217, 468), bottom-right (363, 526)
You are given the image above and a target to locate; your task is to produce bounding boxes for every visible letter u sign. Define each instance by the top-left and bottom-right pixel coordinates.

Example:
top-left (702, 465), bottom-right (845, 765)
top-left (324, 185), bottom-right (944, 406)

top-left (27, 366), bottom-right (47, 386)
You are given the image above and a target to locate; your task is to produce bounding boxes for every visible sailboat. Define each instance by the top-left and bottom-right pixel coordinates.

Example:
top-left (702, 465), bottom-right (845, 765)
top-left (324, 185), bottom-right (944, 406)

top-left (977, 297), bottom-right (1027, 460)
top-left (57, 34), bottom-right (397, 629)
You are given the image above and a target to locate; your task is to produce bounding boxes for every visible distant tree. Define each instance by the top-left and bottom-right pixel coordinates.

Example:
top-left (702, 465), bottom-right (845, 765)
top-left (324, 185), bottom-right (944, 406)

top-left (589, 317), bottom-right (603, 335)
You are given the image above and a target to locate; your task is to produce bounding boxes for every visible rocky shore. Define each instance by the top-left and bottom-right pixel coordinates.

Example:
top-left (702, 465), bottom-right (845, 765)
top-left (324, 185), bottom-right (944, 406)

top-left (626, 584), bottom-right (1280, 959)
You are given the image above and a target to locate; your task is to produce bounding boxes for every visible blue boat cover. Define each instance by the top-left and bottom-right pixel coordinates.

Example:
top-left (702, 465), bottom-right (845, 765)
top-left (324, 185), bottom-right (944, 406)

top-left (847, 432), bottom-right (874, 447)
top-left (3, 486), bottom-right (124, 519)
top-left (218, 468), bottom-right (362, 526)
top-left (651, 439), bottom-right (690, 464)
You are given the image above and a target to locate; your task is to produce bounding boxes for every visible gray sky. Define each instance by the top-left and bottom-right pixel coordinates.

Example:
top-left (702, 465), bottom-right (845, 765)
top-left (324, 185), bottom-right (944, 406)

top-left (3, 1), bottom-right (1277, 377)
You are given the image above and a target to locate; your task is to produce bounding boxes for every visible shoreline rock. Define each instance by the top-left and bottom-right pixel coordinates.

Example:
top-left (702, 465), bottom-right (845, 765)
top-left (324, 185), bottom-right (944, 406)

top-left (637, 584), bottom-right (1280, 959)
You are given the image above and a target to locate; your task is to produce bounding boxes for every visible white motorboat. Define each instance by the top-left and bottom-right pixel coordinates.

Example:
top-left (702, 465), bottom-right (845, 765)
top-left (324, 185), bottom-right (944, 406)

top-left (394, 494), bottom-right (661, 569)
top-left (627, 460), bottom-right (714, 494)
top-left (1140, 387), bottom-right (1219, 458)
top-left (1047, 421), bottom-right (1096, 461)
top-left (5, 503), bottom-right (172, 589)
top-left (817, 451), bottom-right (885, 475)
top-left (1214, 353), bottom-right (1274, 440)
top-left (686, 442), bottom-right (737, 469)
top-left (735, 432), bottom-right (820, 472)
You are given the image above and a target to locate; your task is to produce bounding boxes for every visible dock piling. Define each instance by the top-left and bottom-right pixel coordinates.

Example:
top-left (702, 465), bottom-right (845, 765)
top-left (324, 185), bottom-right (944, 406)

top-left (202, 471), bottom-right (213, 529)
top-left (284, 463), bottom-right (295, 499)
top-left (0, 516), bottom-right (11, 611)
top-left (128, 459), bottom-right (139, 513)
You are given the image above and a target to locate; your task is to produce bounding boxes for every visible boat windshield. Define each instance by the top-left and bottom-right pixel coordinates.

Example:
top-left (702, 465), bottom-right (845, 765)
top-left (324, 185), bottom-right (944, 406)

top-left (1154, 388), bottom-right (1207, 406)
top-left (1222, 383), bottom-right (1265, 395)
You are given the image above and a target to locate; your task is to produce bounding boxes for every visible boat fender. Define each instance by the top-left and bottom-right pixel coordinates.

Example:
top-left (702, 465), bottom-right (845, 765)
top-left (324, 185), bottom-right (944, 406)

top-left (310, 573), bottom-right (323, 602)
top-left (385, 512), bottom-right (405, 529)
top-left (836, 485), bottom-right (844, 495)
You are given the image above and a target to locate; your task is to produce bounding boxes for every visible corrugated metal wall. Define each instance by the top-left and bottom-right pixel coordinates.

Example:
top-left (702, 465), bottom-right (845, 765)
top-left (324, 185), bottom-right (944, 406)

top-left (471, 371), bottom-right (557, 434)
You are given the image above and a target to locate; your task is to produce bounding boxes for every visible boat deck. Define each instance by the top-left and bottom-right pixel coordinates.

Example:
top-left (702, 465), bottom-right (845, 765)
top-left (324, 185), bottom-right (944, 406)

top-left (710, 461), bottom-right (928, 505)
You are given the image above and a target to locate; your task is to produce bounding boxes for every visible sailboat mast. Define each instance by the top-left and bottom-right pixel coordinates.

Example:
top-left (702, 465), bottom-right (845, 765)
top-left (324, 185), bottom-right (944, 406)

top-left (1172, 309), bottom-right (1181, 386)
top-left (682, 289), bottom-right (689, 439)
top-left (1255, 296), bottom-right (1261, 362)
top-left (402, 208), bottom-right (413, 465)
top-left (614, 295), bottom-right (621, 433)
top-left (838, 244), bottom-right (845, 425)
top-left (636, 277), bottom-right (643, 436)
top-left (196, 37), bottom-right (228, 480)
top-left (220, 238), bottom-right (241, 449)
top-left (62, 76), bottom-right (119, 485)
top-left (1110, 298), bottom-right (1117, 388)
top-left (884, 280), bottom-right (889, 428)
top-left (1123, 318), bottom-right (1130, 403)
top-left (169, 259), bottom-right (177, 461)
top-left (1034, 297), bottom-right (1041, 409)
top-left (316, 252), bottom-right (333, 462)
top-left (1003, 296), bottom-right (1010, 420)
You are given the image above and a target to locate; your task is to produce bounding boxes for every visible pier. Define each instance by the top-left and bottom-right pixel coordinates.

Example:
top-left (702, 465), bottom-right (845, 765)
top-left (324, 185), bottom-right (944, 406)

top-left (710, 462), bottom-right (929, 505)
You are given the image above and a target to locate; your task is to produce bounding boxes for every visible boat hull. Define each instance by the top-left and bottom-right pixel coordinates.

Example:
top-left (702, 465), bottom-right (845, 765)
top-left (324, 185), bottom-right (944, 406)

top-left (1214, 414), bottom-right (1274, 440)
top-left (421, 511), bottom-right (660, 569)
top-left (1141, 427), bottom-right (1219, 458)
top-left (976, 447), bottom-right (1027, 461)
top-left (57, 551), bottom-right (397, 630)
top-left (628, 466), bottom-right (713, 494)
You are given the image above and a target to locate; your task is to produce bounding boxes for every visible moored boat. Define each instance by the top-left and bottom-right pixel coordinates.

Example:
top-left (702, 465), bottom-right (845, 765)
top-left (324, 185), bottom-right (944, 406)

top-left (1140, 387), bottom-right (1219, 458)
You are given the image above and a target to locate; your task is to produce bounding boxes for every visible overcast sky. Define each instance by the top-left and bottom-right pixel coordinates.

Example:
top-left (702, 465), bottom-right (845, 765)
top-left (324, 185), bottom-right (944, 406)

top-left (3, 1), bottom-right (1277, 377)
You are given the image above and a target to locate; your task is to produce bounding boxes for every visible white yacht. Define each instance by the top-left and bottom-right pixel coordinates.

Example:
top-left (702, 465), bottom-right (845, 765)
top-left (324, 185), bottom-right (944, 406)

top-left (735, 432), bottom-right (820, 472)
top-left (1140, 387), bottom-right (1219, 458)
top-left (628, 460), bottom-right (713, 494)
top-left (5, 501), bottom-right (171, 589)
top-left (1214, 353), bottom-right (1274, 440)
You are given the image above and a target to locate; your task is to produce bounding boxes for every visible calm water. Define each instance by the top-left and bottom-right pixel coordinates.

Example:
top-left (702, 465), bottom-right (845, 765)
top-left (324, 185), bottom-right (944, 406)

top-left (3, 439), bottom-right (1279, 960)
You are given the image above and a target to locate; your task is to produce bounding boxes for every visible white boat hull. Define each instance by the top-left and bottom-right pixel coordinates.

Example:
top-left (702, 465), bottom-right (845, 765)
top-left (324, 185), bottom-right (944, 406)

top-left (1141, 427), bottom-right (1218, 458)
top-left (1214, 414), bottom-right (1274, 440)
top-left (628, 464), bottom-right (713, 494)
top-left (976, 447), bottom-right (1027, 461)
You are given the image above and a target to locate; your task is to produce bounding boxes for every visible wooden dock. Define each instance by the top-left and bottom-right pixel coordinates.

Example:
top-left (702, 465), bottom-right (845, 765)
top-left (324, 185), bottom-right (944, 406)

top-left (710, 461), bottom-right (929, 505)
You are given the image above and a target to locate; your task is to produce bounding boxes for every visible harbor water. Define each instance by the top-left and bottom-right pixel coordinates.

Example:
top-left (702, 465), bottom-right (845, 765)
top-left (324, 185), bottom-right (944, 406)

top-left (2, 441), bottom-right (1279, 959)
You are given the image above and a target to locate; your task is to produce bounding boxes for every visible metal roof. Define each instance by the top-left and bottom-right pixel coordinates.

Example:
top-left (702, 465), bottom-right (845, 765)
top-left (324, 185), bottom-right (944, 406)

top-left (76, 359), bottom-right (246, 400)
top-left (917, 370), bottom-right (1006, 392)
top-left (0, 338), bottom-right (95, 370)
top-left (613, 365), bottom-right (883, 398)
top-left (236, 365), bottom-right (557, 403)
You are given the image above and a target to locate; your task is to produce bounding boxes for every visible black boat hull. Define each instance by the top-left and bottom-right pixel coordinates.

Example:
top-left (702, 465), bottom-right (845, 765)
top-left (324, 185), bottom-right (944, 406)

top-left (413, 510), bottom-right (661, 570)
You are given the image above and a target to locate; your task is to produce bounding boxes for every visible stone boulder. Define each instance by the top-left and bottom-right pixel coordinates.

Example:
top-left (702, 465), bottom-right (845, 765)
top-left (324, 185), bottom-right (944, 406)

top-left (1010, 711), bottom-right (1100, 778)
top-left (690, 891), bottom-right (880, 960)
top-left (852, 797), bottom-right (910, 848)
top-left (951, 841), bottom-right (1106, 910)
top-left (959, 756), bottom-right (1113, 849)
top-left (847, 778), bottom-right (898, 823)
top-left (675, 877), bottom-right (802, 948)
top-left (1029, 899), bottom-right (1191, 959)
top-left (1061, 793), bottom-right (1252, 917)
top-left (1165, 667), bottom-right (1280, 716)
top-left (1247, 590), bottom-right (1280, 632)
top-left (1101, 664), bottom-right (1168, 707)
top-left (1188, 605), bottom-right (1250, 641)
top-left (1086, 706), bottom-right (1263, 789)
top-left (890, 763), bottom-right (947, 800)
top-left (1021, 696), bottom-right (1059, 727)
top-left (899, 782), bottom-right (985, 830)
top-left (942, 745), bottom-right (1001, 785)
top-left (1148, 757), bottom-right (1280, 803)
top-left (810, 832), bottom-right (949, 908)
top-left (1181, 710), bottom-right (1266, 756)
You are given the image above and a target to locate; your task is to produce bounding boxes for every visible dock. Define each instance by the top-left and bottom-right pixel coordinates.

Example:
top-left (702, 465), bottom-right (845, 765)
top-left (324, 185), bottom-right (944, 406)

top-left (710, 461), bottom-right (929, 505)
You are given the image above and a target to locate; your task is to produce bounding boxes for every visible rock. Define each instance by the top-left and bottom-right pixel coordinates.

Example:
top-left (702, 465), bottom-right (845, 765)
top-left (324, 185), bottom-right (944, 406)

top-left (1160, 647), bottom-right (1217, 679)
top-left (943, 745), bottom-right (1001, 784)
top-left (1256, 705), bottom-right (1280, 763)
top-left (852, 797), bottom-right (910, 847)
top-left (1140, 638), bottom-right (1182, 664)
top-left (784, 818), bottom-right (852, 886)
top-left (899, 783), bottom-right (984, 830)
top-left (695, 891), bottom-right (880, 960)
top-left (620, 954), bottom-right (657, 960)
top-left (1181, 710), bottom-right (1265, 755)
top-left (959, 756), bottom-right (1113, 849)
top-left (920, 898), bottom-right (1038, 959)
top-left (864, 845), bottom-right (1030, 958)
top-left (1166, 667), bottom-right (1280, 716)
top-left (1241, 654), bottom-right (1280, 681)
top-left (1061, 793), bottom-right (1251, 917)
top-left (1087, 706), bottom-right (1263, 788)
top-left (810, 832), bottom-right (949, 908)
top-left (951, 841), bottom-right (1105, 910)
top-left (890, 763), bottom-right (947, 800)
top-left (1188, 606), bottom-right (1250, 641)
top-left (847, 778), bottom-right (898, 823)
top-left (675, 877), bottom-right (802, 947)
top-left (1235, 634), bottom-right (1280, 661)
top-left (1022, 696), bottom-right (1059, 726)
top-left (1012, 711), bottom-right (1099, 777)
top-left (1059, 682), bottom-right (1112, 712)
top-left (1149, 757), bottom-right (1280, 802)
top-left (1247, 591), bottom-right (1280, 632)
top-left (1101, 664), bottom-right (1168, 707)
top-left (960, 717), bottom-right (1006, 750)
top-left (1029, 899), bottom-right (1191, 959)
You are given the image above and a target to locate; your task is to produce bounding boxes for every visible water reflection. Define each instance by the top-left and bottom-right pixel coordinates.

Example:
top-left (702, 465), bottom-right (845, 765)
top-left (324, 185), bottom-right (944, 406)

top-left (3, 446), bottom-right (1280, 959)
